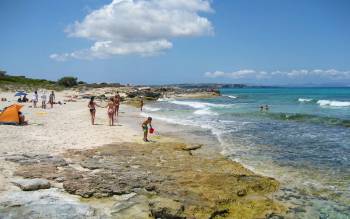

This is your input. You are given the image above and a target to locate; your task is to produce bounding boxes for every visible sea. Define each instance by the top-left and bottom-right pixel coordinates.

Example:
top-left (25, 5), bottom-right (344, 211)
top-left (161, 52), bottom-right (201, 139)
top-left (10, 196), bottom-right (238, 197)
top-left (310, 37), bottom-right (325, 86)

top-left (141, 87), bottom-right (350, 219)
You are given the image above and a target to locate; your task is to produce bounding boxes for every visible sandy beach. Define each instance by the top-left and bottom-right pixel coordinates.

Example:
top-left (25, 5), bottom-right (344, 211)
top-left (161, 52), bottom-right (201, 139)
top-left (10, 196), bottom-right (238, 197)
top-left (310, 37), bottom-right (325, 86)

top-left (0, 90), bottom-right (140, 190)
top-left (0, 90), bottom-right (285, 218)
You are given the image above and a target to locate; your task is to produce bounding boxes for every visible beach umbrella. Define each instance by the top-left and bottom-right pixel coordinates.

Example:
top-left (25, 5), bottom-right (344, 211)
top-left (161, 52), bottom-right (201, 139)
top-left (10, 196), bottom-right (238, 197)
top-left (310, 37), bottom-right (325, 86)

top-left (14, 91), bottom-right (27, 97)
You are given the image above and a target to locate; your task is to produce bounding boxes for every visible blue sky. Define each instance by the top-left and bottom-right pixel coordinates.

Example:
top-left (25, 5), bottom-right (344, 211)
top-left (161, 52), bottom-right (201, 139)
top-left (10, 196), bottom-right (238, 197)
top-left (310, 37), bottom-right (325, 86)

top-left (0, 0), bottom-right (350, 85)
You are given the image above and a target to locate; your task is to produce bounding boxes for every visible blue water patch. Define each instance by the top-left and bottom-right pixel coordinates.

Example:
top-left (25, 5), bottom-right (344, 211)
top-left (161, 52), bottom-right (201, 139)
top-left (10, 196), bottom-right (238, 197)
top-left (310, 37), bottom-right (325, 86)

top-left (142, 87), bottom-right (350, 218)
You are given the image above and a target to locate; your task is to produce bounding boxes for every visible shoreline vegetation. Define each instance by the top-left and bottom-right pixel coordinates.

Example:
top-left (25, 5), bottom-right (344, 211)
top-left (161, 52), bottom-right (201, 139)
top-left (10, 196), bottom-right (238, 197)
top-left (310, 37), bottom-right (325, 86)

top-left (0, 73), bottom-right (287, 218)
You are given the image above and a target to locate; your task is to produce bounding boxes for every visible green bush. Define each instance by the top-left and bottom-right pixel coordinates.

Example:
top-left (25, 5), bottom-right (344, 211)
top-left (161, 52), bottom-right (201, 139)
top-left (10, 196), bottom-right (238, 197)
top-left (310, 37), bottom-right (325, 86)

top-left (57, 76), bottom-right (78, 87)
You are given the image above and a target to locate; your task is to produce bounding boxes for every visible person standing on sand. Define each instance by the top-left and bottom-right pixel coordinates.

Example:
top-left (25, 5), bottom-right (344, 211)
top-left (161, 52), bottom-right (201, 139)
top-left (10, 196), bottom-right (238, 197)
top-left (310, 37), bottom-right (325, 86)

top-left (114, 92), bottom-right (120, 119)
top-left (107, 97), bottom-right (115, 126)
top-left (49, 91), bottom-right (55, 108)
top-left (32, 90), bottom-right (38, 108)
top-left (41, 92), bottom-right (47, 109)
top-left (142, 117), bottom-right (152, 142)
top-left (140, 98), bottom-right (144, 111)
top-left (88, 96), bottom-right (103, 125)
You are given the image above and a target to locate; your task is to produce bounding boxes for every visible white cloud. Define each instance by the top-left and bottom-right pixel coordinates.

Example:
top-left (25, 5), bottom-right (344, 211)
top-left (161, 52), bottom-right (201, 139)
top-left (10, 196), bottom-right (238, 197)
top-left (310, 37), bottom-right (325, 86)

top-left (204, 69), bottom-right (350, 81)
top-left (51, 0), bottom-right (213, 61)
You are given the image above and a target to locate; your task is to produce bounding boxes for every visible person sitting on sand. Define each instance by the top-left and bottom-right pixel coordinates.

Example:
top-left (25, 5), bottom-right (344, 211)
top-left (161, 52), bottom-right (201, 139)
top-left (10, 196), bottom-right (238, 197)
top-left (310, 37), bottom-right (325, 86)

top-left (142, 117), bottom-right (152, 142)
top-left (22, 95), bottom-right (28, 103)
top-left (18, 111), bottom-right (28, 125)
top-left (49, 91), bottom-right (55, 108)
top-left (107, 97), bottom-right (115, 126)
top-left (88, 96), bottom-right (103, 125)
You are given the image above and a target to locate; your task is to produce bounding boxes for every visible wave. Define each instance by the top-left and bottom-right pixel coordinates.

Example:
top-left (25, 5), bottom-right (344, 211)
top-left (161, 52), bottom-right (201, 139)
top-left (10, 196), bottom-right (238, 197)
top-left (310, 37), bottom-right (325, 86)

top-left (157, 97), bottom-right (175, 102)
top-left (143, 106), bottom-right (161, 112)
top-left (194, 109), bottom-right (219, 116)
top-left (140, 111), bottom-right (227, 140)
top-left (298, 98), bottom-right (313, 103)
top-left (225, 95), bottom-right (237, 99)
top-left (140, 112), bottom-right (200, 127)
top-left (169, 100), bottom-right (231, 109)
top-left (317, 100), bottom-right (350, 107)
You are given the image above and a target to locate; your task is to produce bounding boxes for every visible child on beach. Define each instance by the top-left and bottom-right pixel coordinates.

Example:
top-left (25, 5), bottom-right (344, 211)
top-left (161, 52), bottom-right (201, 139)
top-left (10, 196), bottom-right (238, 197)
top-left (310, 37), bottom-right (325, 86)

top-left (142, 117), bottom-right (152, 142)
top-left (140, 98), bottom-right (144, 111)
top-left (88, 96), bottom-right (102, 125)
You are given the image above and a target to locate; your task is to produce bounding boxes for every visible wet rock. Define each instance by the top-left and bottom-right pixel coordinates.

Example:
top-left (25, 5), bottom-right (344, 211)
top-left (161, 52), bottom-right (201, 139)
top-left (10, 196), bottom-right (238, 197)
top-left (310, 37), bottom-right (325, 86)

top-left (209, 208), bottom-right (229, 219)
top-left (111, 194), bottom-right (150, 219)
top-left (12, 178), bottom-right (50, 191)
top-left (182, 144), bottom-right (203, 151)
top-left (237, 189), bottom-right (247, 197)
top-left (291, 206), bottom-right (306, 213)
top-left (266, 212), bottom-right (285, 219)
top-left (149, 197), bottom-right (185, 219)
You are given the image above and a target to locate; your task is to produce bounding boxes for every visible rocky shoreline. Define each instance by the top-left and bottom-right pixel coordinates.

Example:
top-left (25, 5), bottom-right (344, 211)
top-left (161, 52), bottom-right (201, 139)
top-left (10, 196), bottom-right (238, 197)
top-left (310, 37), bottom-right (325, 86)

top-left (0, 88), bottom-right (287, 219)
top-left (1, 138), bottom-right (286, 218)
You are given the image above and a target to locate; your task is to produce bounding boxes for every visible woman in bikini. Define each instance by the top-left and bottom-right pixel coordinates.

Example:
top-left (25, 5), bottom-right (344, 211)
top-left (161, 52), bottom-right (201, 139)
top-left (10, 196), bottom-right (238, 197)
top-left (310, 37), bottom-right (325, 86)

top-left (88, 97), bottom-right (102, 125)
top-left (107, 97), bottom-right (115, 126)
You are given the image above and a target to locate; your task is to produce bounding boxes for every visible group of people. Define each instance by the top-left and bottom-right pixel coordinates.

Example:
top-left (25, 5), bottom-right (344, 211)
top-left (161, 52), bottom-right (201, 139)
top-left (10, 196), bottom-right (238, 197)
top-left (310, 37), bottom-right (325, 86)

top-left (260, 104), bottom-right (269, 111)
top-left (88, 92), bottom-right (121, 126)
top-left (88, 93), bottom-right (153, 142)
top-left (17, 95), bottom-right (28, 103)
top-left (31, 90), bottom-right (55, 109)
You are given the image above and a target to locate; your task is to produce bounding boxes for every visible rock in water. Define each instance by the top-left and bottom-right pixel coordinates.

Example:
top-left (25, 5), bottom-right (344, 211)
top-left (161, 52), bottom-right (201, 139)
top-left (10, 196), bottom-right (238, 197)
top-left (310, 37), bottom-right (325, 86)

top-left (182, 144), bottom-right (203, 151)
top-left (12, 178), bottom-right (50, 191)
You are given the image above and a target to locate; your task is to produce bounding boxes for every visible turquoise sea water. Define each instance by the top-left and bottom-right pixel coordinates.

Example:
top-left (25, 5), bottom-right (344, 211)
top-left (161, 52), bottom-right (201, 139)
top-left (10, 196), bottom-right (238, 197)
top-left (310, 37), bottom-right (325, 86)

top-left (142, 87), bottom-right (350, 218)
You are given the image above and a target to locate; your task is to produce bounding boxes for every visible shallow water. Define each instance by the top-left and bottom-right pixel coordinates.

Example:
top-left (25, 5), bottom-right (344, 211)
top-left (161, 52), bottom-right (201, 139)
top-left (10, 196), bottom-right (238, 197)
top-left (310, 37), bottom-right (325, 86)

top-left (142, 87), bottom-right (350, 218)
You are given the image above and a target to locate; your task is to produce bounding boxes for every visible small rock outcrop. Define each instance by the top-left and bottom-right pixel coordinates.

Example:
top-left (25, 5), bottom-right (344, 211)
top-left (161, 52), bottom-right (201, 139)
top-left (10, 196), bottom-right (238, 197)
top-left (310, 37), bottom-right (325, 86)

top-left (149, 197), bottom-right (185, 219)
top-left (12, 178), bottom-right (50, 191)
top-left (182, 144), bottom-right (202, 151)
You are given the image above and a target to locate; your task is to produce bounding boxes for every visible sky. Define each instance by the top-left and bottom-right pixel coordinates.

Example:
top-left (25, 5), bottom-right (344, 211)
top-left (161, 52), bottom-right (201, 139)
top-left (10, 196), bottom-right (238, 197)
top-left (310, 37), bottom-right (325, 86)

top-left (0, 0), bottom-right (350, 85)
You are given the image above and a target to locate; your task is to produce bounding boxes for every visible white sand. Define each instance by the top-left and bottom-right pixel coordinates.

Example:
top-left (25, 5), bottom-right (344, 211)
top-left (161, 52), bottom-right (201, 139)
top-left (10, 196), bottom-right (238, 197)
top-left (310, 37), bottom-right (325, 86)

top-left (0, 91), bottom-right (145, 155)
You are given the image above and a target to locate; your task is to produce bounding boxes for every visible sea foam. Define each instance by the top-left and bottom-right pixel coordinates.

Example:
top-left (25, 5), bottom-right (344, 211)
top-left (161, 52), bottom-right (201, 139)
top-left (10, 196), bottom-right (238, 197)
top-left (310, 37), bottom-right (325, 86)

top-left (298, 98), bottom-right (313, 102)
top-left (169, 100), bottom-right (230, 109)
top-left (193, 109), bottom-right (219, 116)
top-left (317, 100), bottom-right (350, 107)
top-left (225, 95), bottom-right (237, 99)
top-left (143, 106), bottom-right (161, 112)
